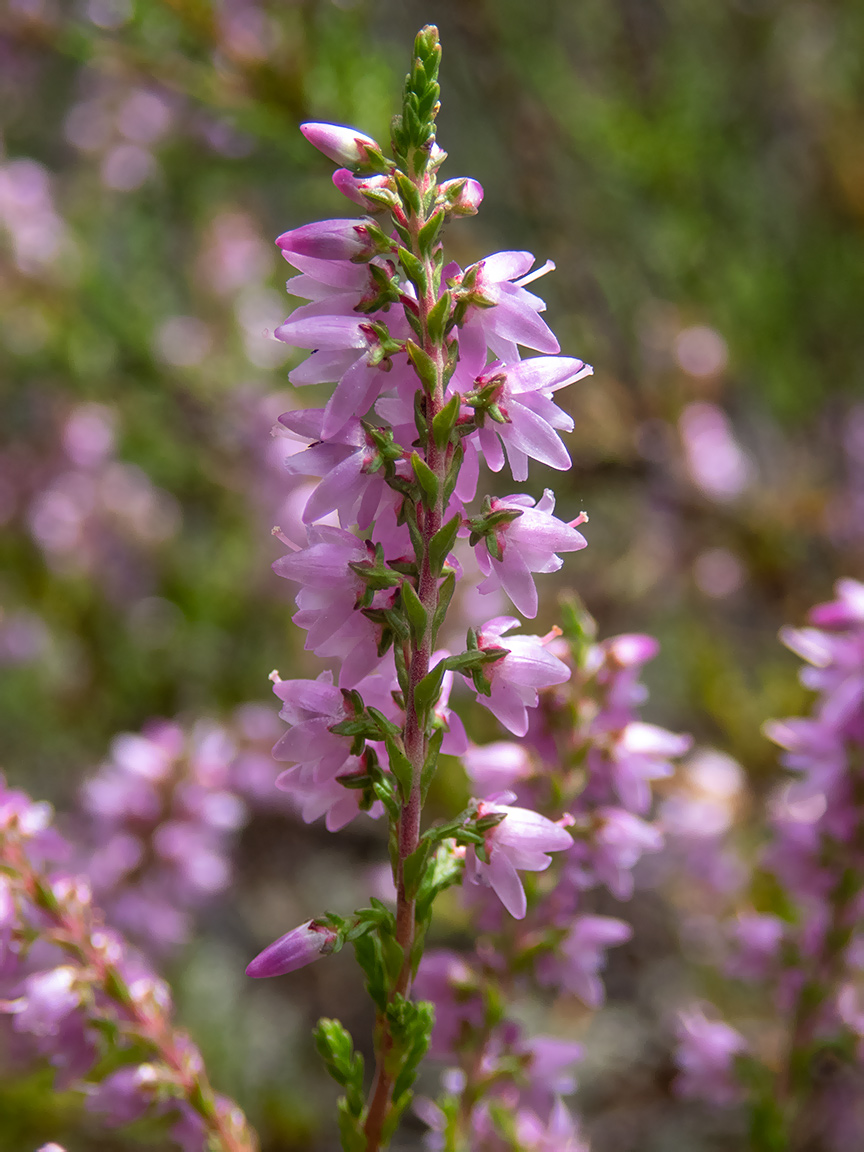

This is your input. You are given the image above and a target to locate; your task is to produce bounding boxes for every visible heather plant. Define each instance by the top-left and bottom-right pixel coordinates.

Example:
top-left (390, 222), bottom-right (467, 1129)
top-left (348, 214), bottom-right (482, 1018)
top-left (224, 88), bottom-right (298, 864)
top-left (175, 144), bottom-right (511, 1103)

top-left (241, 25), bottom-right (691, 1152)
top-left (6, 13), bottom-right (864, 1152)
top-left (670, 578), bottom-right (864, 1149)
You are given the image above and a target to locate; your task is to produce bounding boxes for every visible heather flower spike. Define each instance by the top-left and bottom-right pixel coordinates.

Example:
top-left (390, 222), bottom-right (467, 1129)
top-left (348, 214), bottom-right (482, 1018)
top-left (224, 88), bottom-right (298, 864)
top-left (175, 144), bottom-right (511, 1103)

top-left (256, 23), bottom-right (605, 1152)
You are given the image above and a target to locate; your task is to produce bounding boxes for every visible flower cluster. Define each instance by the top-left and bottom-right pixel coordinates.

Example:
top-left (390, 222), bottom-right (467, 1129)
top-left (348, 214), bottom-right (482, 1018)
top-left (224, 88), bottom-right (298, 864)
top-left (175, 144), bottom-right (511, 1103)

top-left (239, 26), bottom-right (607, 1151)
top-left (0, 776), bottom-right (256, 1151)
top-left (73, 716), bottom-right (257, 957)
top-left (412, 603), bottom-right (691, 1147)
top-left (671, 579), bottom-right (864, 1143)
top-left (0, 402), bottom-right (179, 605)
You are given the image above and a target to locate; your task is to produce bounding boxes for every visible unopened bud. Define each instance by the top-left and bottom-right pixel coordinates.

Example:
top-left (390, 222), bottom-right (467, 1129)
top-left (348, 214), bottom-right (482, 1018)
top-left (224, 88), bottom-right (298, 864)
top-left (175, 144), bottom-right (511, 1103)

top-left (246, 919), bottom-right (338, 978)
top-left (440, 178), bottom-right (484, 216)
top-left (300, 122), bottom-right (383, 169)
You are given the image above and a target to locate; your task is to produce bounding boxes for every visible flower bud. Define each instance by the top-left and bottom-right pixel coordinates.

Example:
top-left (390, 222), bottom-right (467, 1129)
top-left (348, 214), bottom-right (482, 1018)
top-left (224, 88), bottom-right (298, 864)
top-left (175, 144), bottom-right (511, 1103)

top-left (300, 122), bottom-right (382, 169)
top-left (440, 177), bottom-right (484, 216)
top-left (246, 919), bottom-right (338, 978)
top-left (332, 169), bottom-right (397, 211)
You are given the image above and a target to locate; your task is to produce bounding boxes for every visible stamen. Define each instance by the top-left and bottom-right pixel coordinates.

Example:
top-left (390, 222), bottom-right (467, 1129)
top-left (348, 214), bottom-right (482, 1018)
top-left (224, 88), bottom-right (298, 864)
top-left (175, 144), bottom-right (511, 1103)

top-left (514, 259), bottom-right (555, 287)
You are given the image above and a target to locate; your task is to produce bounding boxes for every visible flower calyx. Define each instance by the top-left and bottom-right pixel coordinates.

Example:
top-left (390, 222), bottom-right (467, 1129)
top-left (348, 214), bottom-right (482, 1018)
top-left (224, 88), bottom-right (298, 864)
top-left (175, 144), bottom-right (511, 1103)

top-left (463, 372), bottom-right (509, 428)
top-left (467, 496), bottom-right (524, 561)
top-left (354, 262), bottom-right (403, 315)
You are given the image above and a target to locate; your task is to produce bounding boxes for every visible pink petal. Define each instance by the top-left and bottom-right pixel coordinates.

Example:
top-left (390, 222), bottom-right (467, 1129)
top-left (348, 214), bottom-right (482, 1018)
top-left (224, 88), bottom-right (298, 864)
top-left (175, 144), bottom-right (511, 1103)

top-left (486, 850), bottom-right (527, 918)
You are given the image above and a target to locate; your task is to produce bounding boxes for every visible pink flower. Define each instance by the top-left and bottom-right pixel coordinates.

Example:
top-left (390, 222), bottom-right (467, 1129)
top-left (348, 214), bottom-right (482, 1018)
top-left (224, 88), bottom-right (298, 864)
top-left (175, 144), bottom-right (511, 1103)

top-left (332, 169), bottom-right (395, 208)
top-left (458, 251), bottom-right (560, 358)
top-left (465, 800), bottom-right (573, 919)
top-left (246, 919), bottom-right (338, 978)
top-left (473, 617), bottom-right (571, 736)
top-left (278, 409), bottom-right (399, 530)
top-left (464, 741), bottom-right (533, 794)
top-left (272, 526), bottom-right (395, 687)
top-left (589, 807), bottom-right (664, 900)
top-left (469, 356), bottom-right (592, 481)
top-left (605, 722), bottom-right (693, 814)
top-left (277, 299), bottom-right (411, 438)
top-left (674, 1004), bottom-right (746, 1105)
top-left (536, 915), bottom-right (632, 1007)
top-left (276, 217), bottom-right (379, 270)
top-left (300, 122), bottom-right (381, 168)
top-left (473, 490), bottom-right (587, 619)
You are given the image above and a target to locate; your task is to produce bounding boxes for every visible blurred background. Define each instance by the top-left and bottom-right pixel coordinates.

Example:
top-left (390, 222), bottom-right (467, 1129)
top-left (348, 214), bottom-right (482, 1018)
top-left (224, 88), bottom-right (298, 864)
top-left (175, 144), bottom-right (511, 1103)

top-left (1, 0), bottom-right (863, 1147)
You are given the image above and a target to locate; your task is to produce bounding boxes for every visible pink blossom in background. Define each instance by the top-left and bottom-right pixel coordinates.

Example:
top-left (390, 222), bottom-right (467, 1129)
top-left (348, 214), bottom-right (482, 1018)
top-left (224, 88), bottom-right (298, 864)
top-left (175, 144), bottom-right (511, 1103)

top-left (678, 401), bottom-right (752, 502)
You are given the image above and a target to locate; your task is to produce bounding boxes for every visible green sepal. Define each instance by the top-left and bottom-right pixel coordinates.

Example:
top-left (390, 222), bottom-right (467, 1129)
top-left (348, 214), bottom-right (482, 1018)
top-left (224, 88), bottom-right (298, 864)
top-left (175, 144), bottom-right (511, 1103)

top-left (349, 543), bottom-right (404, 590)
top-left (329, 716), bottom-right (378, 739)
top-left (411, 451), bottom-right (439, 505)
top-left (428, 513), bottom-right (460, 577)
top-left (405, 341), bottom-right (439, 395)
top-left (444, 646), bottom-right (508, 675)
top-left (431, 391), bottom-right (461, 450)
top-left (367, 706), bottom-right (402, 740)
top-left (420, 727), bottom-right (445, 802)
top-left (400, 579), bottom-right (428, 640)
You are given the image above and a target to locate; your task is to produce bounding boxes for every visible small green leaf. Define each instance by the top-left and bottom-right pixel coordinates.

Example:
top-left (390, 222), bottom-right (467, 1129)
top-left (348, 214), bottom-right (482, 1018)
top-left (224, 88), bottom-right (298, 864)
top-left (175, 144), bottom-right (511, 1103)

top-left (353, 934), bottom-right (388, 1011)
top-left (367, 706), bottom-right (402, 740)
top-left (394, 173), bottom-right (422, 216)
top-left (445, 647), bottom-right (508, 674)
top-left (384, 734), bottom-right (414, 801)
top-left (442, 440), bottom-right (464, 503)
top-left (426, 289), bottom-right (452, 345)
top-left (420, 727), bottom-right (445, 802)
top-left (431, 570), bottom-right (456, 641)
top-left (405, 340), bottom-right (439, 395)
top-left (411, 451), bottom-right (439, 504)
top-left (418, 209), bottom-right (445, 256)
top-left (402, 841), bottom-right (432, 900)
top-left (414, 662), bottom-right (446, 715)
top-left (428, 513), bottom-right (460, 576)
top-left (431, 391), bottom-right (461, 450)
top-left (397, 246), bottom-right (427, 294)
top-left (401, 579), bottom-right (428, 640)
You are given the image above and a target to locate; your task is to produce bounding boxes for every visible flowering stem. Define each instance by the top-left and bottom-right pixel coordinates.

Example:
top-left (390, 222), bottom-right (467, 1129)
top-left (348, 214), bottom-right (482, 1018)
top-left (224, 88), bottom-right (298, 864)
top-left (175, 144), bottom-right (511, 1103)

top-left (2, 824), bottom-right (257, 1152)
top-left (363, 115), bottom-right (450, 1152)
